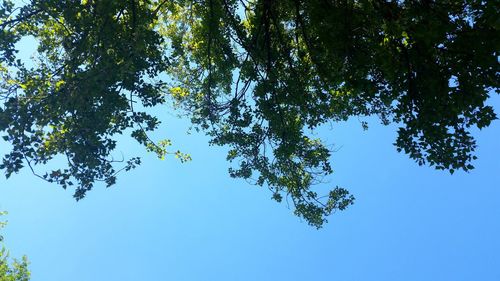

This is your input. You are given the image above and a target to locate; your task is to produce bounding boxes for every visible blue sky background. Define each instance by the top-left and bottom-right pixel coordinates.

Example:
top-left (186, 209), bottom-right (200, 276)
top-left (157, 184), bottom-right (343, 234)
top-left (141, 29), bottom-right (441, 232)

top-left (1, 93), bottom-right (499, 281)
top-left (0, 15), bottom-right (499, 280)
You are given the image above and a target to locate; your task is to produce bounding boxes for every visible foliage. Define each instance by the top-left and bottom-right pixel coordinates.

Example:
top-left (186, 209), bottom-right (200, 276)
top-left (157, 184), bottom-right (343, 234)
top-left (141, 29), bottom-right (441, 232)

top-left (0, 0), bottom-right (498, 227)
top-left (0, 245), bottom-right (30, 281)
top-left (0, 212), bottom-right (30, 281)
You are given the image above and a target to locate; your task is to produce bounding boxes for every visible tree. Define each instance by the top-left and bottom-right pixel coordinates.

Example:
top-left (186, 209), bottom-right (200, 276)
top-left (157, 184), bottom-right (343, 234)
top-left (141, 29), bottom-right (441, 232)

top-left (0, 212), bottom-right (31, 281)
top-left (0, 0), bottom-right (498, 227)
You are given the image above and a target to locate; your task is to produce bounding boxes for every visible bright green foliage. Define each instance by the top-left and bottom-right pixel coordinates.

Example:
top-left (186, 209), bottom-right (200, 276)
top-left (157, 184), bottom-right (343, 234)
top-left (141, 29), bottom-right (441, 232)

top-left (0, 0), bottom-right (498, 227)
top-left (0, 252), bottom-right (30, 281)
top-left (0, 239), bottom-right (30, 281)
top-left (0, 212), bottom-right (30, 281)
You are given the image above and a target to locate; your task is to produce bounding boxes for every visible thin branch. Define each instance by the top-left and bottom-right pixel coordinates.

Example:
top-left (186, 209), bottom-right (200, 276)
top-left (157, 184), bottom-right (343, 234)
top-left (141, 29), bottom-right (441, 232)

top-left (0, 8), bottom-right (42, 29)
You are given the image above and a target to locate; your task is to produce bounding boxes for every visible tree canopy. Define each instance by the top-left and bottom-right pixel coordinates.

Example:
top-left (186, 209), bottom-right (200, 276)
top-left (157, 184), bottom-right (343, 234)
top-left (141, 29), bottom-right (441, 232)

top-left (0, 212), bottom-right (30, 281)
top-left (0, 0), bottom-right (498, 227)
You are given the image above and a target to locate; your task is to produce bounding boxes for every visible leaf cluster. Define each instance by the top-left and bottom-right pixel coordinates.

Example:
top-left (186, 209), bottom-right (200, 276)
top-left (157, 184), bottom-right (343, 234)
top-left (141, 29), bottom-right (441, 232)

top-left (0, 212), bottom-right (30, 281)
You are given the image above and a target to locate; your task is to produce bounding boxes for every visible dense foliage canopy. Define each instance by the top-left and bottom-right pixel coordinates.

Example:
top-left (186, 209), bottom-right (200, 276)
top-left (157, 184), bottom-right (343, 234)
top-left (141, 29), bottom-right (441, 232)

top-left (0, 0), bottom-right (498, 227)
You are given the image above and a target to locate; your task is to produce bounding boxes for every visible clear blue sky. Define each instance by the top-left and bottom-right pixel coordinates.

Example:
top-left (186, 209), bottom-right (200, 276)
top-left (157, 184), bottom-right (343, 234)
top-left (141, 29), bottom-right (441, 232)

top-left (1, 28), bottom-right (500, 281)
top-left (1, 95), bottom-right (499, 280)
